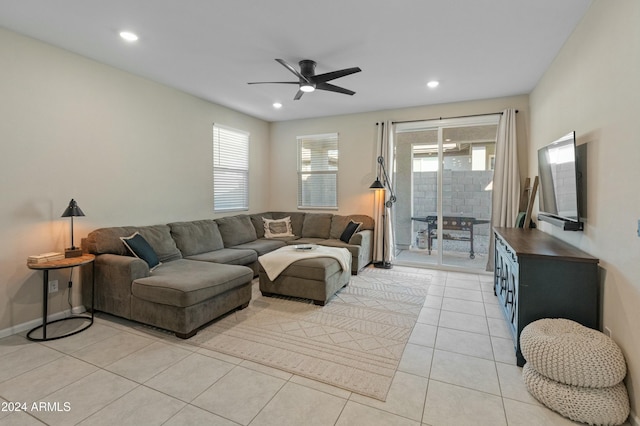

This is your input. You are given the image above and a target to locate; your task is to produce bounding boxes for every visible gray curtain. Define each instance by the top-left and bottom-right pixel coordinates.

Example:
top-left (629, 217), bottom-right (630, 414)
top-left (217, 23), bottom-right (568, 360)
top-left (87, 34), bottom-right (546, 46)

top-left (486, 108), bottom-right (520, 271)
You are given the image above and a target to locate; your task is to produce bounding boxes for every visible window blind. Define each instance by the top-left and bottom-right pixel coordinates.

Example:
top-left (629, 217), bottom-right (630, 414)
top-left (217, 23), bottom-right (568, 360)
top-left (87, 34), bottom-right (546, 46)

top-left (297, 133), bottom-right (338, 209)
top-left (213, 124), bottom-right (249, 212)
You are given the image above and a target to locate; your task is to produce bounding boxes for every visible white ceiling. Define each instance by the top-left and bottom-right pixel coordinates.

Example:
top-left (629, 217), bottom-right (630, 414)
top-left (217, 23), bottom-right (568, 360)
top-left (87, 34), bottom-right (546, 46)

top-left (0, 0), bottom-right (591, 122)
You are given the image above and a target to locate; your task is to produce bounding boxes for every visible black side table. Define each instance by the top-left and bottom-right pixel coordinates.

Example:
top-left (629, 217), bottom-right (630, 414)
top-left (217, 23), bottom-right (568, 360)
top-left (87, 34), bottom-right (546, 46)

top-left (26, 254), bottom-right (95, 341)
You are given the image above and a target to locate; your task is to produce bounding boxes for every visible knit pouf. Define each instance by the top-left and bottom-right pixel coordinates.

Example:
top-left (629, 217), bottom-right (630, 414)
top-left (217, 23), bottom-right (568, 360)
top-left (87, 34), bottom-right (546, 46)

top-left (520, 318), bottom-right (626, 388)
top-left (523, 363), bottom-right (630, 426)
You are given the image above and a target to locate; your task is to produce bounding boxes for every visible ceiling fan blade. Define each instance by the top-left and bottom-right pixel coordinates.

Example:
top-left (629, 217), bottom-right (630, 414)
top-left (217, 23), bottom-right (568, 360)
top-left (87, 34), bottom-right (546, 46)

top-left (316, 82), bottom-right (355, 96)
top-left (294, 90), bottom-right (304, 100)
top-left (247, 81), bottom-right (299, 85)
top-left (312, 67), bottom-right (362, 83)
top-left (275, 59), bottom-right (311, 84)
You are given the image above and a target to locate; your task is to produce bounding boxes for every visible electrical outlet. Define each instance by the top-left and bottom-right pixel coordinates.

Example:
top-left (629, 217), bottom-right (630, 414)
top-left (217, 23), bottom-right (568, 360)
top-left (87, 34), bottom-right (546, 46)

top-left (604, 326), bottom-right (612, 338)
top-left (48, 280), bottom-right (58, 293)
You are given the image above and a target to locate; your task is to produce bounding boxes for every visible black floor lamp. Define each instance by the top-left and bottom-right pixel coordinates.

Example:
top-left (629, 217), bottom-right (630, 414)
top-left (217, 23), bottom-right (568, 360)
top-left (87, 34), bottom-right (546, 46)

top-left (370, 156), bottom-right (396, 269)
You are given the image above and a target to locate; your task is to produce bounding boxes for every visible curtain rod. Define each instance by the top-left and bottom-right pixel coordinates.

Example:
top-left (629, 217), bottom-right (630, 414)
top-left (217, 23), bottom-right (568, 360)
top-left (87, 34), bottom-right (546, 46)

top-left (386, 110), bottom-right (518, 125)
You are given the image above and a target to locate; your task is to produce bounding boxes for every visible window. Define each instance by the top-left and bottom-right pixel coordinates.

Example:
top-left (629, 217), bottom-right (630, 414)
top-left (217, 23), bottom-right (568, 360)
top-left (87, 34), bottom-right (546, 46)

top-left (213, 124), bottom-right (249, 212)
top-left (297, 133), bottom-right (338, 209)
top-left (413, 156), bottom-right (439, 172)
top-left (471, 146), bottom-right (487, 171)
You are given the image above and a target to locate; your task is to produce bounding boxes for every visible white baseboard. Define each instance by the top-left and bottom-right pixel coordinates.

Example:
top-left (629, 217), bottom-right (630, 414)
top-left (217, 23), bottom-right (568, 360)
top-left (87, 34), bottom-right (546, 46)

top-left (630, 411), bottom-right (640, 426)
top-left (0, 305), bottom-right (87, 339)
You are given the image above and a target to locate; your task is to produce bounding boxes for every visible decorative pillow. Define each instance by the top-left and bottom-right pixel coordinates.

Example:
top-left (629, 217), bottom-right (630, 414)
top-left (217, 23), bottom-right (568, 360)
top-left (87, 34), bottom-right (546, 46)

top-left (263, 217), bottom-right (294, 238)
top-left (340, 220), bottom-right (362, 243)
top-left (120, 232), bottom-right (162, 271)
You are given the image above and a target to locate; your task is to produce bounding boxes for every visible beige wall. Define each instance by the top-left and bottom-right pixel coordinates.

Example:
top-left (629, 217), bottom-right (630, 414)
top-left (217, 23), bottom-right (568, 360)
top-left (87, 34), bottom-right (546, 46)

top-left (0, 28), bottom-right (270, 334)
top-left (269, 96), bottom-right (530, 216)
top-left (529, 1), bottom-right (640, 419)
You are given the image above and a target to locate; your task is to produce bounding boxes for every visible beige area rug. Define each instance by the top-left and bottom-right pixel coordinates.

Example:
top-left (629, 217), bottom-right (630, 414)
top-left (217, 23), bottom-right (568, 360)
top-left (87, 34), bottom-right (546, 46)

top-left (187, 267), bottom-right (430, 401)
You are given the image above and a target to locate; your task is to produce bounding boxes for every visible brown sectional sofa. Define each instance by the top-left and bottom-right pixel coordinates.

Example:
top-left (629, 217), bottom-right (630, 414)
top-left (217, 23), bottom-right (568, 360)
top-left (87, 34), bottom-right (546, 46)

top-left (82, 212), bottom-right (373, 338)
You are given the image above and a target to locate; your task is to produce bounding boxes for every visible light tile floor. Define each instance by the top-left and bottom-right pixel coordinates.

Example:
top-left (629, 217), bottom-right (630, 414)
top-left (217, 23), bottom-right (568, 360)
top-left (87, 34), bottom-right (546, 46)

top-left (0, 267), bottom-right (627, 426)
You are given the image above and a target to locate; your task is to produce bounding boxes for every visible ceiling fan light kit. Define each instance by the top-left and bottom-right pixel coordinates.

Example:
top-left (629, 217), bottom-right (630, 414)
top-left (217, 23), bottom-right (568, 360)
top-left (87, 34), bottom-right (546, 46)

top-left (248, 59), bottom-right (361, 100)
top-left (300, 84), bottom-right (315, 93)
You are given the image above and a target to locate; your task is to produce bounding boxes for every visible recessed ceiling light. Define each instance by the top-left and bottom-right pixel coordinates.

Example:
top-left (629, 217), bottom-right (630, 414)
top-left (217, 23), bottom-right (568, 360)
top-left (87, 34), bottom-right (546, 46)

top-left (427, 80), bottom-right (439, 89)
top-left (273, 102), bottom-right (282, 109)
top-left (119, 31), bottom-right (139, 42)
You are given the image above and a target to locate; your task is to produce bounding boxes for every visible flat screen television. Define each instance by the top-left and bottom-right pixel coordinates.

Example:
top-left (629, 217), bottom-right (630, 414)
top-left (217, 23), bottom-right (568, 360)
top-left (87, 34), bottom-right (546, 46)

top-left (537, 131), bottom-right (583, 230)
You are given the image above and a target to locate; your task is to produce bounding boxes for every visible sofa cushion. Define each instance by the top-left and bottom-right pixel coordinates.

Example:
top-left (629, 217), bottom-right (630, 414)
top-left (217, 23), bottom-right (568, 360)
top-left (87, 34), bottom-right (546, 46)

top-left (85, 225), bottom-right (182, 263)
top-left (185, 248), bottom-right (257, 266)
top-left (85, 227), bottom-right (134, 256)
top-left (132, 260), bottom-right (252, 308)
top-left (250, 213), bottom-right (273, 238)
top-left (137, 225), bottom-right (183, 263)
top-left (233, 239), bottom-right (287, 256)
top-left (329, 214), bottom-right (375, 239)
top-left (317, 238), bottom-right (361, 258)
top-left (216, 215), bottom-right (257, 247)
top-left (286, 237), bottom-right (326, 246)
top-left (120, 232), bottom-right (162, 271)
top-left (169, 220), bottom-right (224, 256)
top-left (301, 213), bottom-right (332, 239)
top-left (354, 215), bottom-right (375, 231)
top-left (274, 257), bottom-right (343, 281)
top-left (272, 212), bottom-right (306, 236)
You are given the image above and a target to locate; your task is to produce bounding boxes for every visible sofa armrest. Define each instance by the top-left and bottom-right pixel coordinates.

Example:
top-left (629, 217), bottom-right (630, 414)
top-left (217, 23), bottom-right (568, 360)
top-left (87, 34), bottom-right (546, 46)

top-left (350, 229), bottom-right (373, 269)
top-left (349, 229), bottom-right (370, 246)
top-left (82, 253), bottom-right (149, 318)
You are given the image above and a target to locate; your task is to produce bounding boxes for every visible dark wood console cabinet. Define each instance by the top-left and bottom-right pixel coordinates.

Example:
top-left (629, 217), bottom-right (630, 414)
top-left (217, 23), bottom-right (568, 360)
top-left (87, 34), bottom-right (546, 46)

top-left (493, 227), bottom-right (599, 366)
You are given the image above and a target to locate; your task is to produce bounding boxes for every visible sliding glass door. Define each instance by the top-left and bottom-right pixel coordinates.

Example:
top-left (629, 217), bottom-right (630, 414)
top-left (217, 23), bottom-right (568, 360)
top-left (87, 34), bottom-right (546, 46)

top-left (394, 115), bottom-right (499, 270)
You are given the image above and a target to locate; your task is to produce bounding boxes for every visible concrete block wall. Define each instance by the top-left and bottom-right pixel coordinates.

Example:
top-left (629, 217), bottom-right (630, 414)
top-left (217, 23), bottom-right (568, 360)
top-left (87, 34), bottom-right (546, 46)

top-left (394, 169), bottom-right (494, 250)
top-left (412, 170), bottom-right (493, 237)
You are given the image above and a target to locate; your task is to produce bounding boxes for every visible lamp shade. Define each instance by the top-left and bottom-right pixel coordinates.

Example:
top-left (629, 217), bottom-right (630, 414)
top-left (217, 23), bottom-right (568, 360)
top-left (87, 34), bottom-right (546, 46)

top-left (61, 199), bottom-right (85, 217)
top-left (369, 178), bottom-right (385, 190)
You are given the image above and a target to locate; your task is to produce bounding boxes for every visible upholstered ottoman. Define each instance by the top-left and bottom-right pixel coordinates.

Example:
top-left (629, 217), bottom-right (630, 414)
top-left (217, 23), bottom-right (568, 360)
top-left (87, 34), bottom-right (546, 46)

top-left (258, 246), bottom-right (351, 306)
top-left (520, 318), bottom-right (630, 425)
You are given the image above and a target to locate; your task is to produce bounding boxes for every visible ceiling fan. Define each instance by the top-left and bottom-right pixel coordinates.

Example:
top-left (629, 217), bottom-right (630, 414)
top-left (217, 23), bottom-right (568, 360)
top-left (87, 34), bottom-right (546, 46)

top-left (248, 59), bottom-right (362, 100)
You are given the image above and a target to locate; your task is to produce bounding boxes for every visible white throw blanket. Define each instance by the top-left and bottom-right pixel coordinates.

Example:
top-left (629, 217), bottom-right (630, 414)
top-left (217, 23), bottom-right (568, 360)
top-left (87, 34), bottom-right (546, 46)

top-left (258, 245), bottom-right (351, 281)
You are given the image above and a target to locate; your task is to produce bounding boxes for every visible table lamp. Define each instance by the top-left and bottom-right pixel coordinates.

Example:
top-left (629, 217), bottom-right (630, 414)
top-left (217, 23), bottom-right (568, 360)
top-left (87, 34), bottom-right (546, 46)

top-left (61, 198), bottom-right (85, 258)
